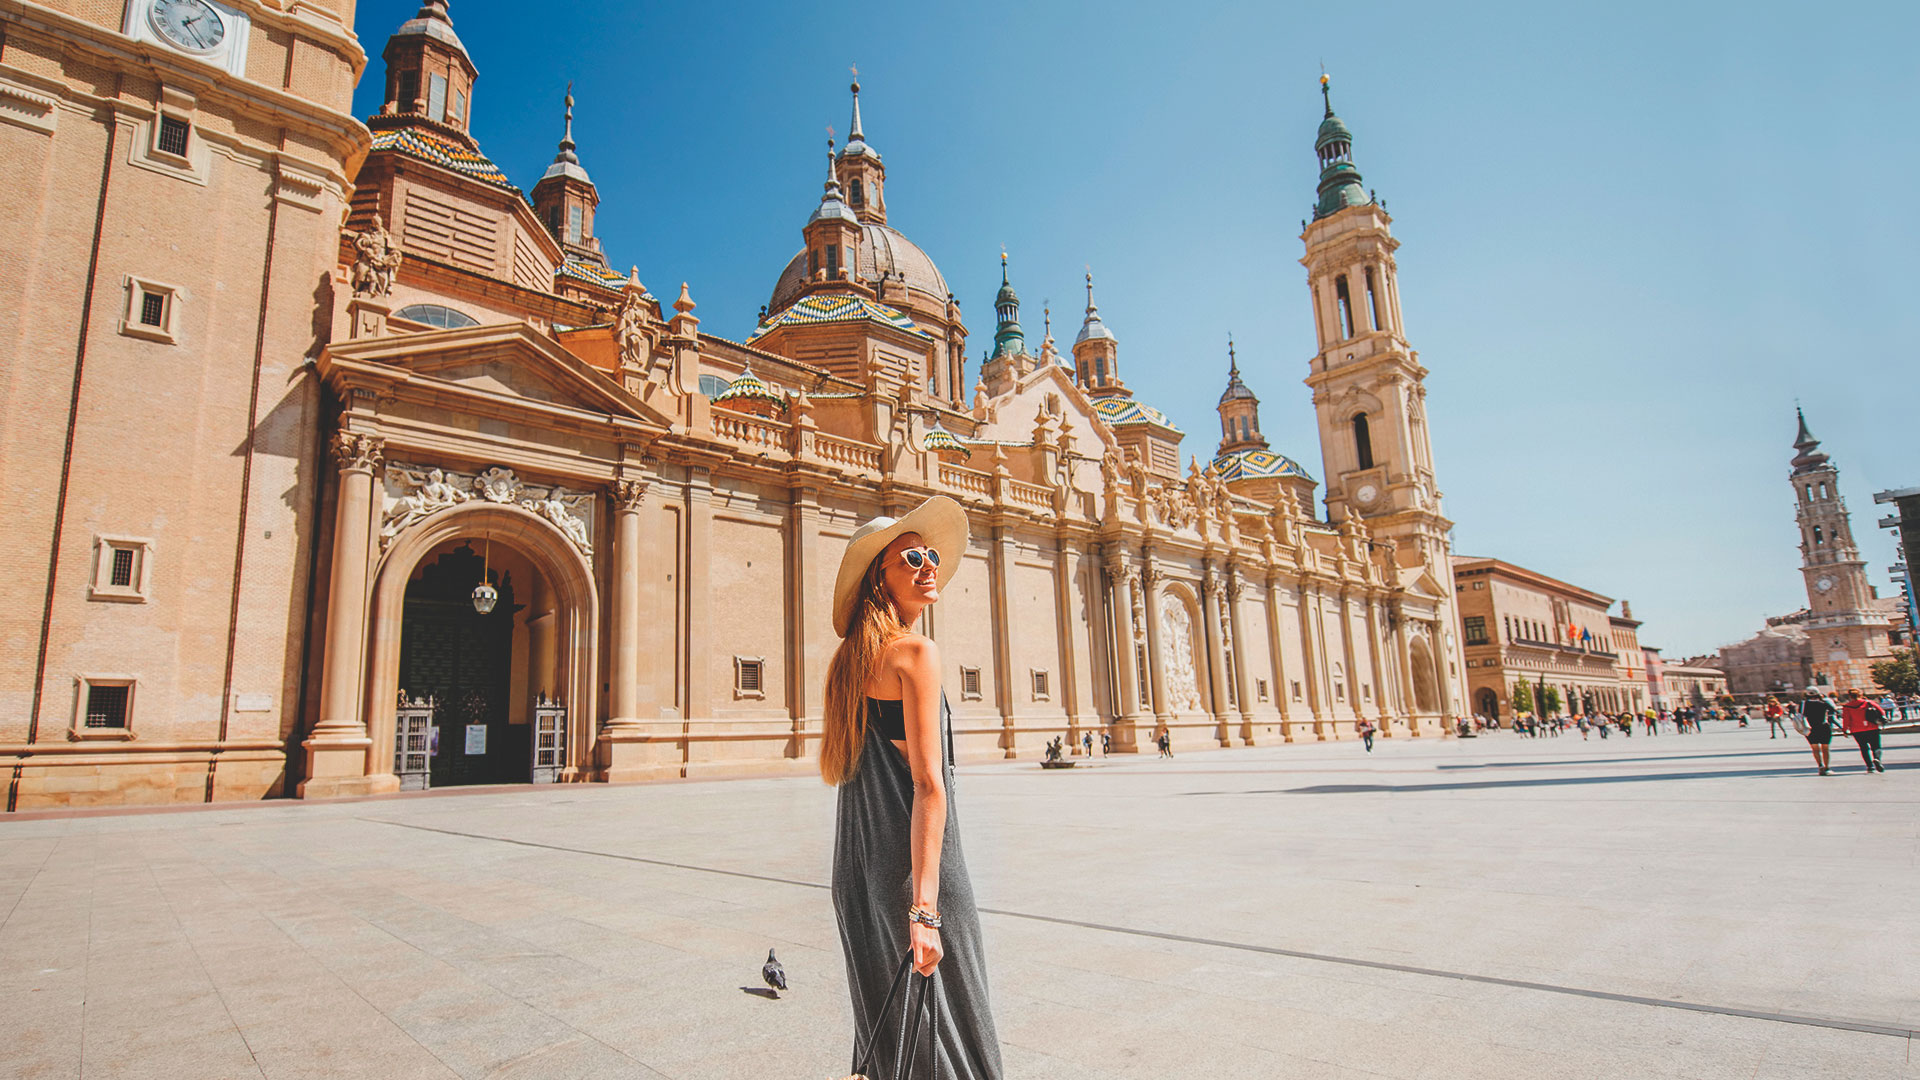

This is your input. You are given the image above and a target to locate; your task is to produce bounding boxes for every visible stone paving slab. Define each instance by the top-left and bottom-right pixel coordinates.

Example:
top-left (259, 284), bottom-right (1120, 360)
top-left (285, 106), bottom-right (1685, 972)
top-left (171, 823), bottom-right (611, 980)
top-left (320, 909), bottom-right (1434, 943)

top-left (1, 727), bottom-right (1915, 1079)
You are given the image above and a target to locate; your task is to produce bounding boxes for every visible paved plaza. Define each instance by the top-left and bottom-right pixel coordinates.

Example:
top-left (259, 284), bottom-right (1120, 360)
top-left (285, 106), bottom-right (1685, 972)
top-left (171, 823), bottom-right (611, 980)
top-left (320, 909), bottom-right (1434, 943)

top-left (2, 726), bottom-right (1915, 1079)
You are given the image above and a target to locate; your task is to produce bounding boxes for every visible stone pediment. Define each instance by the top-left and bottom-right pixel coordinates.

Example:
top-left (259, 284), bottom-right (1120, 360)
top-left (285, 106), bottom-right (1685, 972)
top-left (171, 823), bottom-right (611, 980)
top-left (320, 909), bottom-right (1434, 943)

top-left (1397, 566), bottom-right (1447, 601)
top-left (320, 321), bottom-right (674, 430)
top-left (974, 362), bottom-right (1120, 454)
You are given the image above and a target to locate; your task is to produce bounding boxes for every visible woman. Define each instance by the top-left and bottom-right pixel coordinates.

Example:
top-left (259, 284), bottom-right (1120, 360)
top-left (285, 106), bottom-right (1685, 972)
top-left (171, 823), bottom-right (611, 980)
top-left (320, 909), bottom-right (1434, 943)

top-left (1800, 686), bottom-right (1836, 775)
top-left (822, 496), bottom-right (1002, 1079)
top-left (1839, 688), bottom-right (1886, 773)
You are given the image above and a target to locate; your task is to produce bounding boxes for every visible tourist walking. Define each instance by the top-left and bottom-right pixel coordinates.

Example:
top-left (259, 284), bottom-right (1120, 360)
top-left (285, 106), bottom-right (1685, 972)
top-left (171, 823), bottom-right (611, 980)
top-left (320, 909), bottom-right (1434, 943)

top-left (1082, 731), bottom-right (1092, 758)
top-left (1800, 686), bottom-right (1837, 776)
top-left (1764, 696), bottom-right (1786, 739)
top-left (1357, 718), bottom-right (1376, 752)
top-left (1157, 730), bottom-right (1174, 758)
top-left (1840, 688), bottom-right (1887, 774)
top-left (822, 496), bottom-right (1004, 1079)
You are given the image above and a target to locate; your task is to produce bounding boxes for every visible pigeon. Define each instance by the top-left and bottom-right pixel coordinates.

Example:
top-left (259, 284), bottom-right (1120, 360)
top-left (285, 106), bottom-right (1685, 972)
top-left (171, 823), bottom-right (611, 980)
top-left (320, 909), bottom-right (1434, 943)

top-left (762, 949), bottom-right (787, 996)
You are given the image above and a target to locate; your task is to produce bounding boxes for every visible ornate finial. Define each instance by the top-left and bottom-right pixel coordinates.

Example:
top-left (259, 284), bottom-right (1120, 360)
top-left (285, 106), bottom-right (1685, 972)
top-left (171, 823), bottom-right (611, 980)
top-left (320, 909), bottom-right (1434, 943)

top-left (1228, 334), bottom-right (1238, 374)
top-left (1000, 248), bottom-right (1008, 285)
top-left (674, 282), bottom-right (696, 316)
top-left (847, 68), bottom-right (866, 144)
top-left (1320, 69), bottom-right (1333, 116)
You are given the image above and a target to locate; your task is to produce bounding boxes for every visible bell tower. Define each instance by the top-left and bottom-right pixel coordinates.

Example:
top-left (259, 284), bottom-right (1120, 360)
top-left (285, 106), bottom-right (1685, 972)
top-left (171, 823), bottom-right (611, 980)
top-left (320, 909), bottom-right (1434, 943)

top-left (835, 76), bottom-right (888, 225)
top-left (1216, 339), bottom-right (1265, 454)
top-left (1789, 408), bottom-right (1892, 688)
top-left (1301, 74), bottom-right (1448, 570)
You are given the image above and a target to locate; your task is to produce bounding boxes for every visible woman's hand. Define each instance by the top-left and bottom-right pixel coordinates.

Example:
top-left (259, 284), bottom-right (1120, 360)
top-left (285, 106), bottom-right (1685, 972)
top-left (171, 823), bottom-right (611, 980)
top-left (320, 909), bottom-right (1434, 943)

top-left (909, 920), bottom-right (943, 976)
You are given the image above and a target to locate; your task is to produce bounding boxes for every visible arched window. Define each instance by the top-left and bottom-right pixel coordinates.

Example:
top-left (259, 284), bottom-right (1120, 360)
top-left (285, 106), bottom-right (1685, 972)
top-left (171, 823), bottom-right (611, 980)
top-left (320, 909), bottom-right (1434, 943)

top-left (1805, 483), bottom-right (1814, 501)
top-left (1813, 525), bottom-right (1824, 545)
top-left (697, 374), bottom-right (729, 397)
top-left (849, 179), bottom-right (864, 207)
top-left (1819, 482), bottom-right (1829, 499)
top-left (1351, 412), bottom-right (1374, 470)
top-left (1095, 358), bottom-right (1106, 385)
top-left (393, 304), bottom-right (479, 329)
top-left (1335, 276), bottom-right (1356, 339)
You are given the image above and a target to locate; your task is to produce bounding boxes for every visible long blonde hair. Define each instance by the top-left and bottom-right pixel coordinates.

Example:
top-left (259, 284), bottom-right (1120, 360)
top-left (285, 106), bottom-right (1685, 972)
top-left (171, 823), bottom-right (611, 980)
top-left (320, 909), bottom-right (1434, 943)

top-left (820, 553), bottom-right (907, 785)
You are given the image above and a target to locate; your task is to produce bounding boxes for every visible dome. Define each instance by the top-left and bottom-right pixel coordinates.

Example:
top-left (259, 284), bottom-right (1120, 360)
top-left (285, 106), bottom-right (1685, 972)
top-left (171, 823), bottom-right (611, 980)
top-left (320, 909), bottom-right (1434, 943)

top-left (1074, 313), bottom-right (1114, 346)
top-left (1213, 448), bottom-right (1315, 483)
top-left (770, 222), bottom-right (949, 314)
top-left (807, 198), bottom-right (859, 226)
top-left (1315, 113), bottom-right (1352, 150)
top-left (1093, 396), bottom-right (1180, 432)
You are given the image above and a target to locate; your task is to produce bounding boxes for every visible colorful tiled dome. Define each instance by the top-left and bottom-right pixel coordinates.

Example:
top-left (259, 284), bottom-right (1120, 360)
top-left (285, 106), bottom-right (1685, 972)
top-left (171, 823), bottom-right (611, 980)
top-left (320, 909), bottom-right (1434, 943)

top-left (921, 422), bottom-right (970, 457)
top-left (1092, 396), bottom-right (1181, 432)
top-left (712, 366), bottom-right (788, 411)
top-left (1212, 448), bottom-right (1315, 483)
top-left (749, 293), bottom-right (930, 341)
top-left (369, 125), bottom-right (516, 191)
top-left (557, 255), bottom-right (649, 295)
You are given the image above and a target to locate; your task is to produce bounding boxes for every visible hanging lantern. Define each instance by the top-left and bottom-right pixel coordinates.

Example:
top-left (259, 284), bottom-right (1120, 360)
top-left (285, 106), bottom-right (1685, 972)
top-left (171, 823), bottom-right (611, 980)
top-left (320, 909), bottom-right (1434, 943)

top-left (471, 534), bottom-right (497, 614)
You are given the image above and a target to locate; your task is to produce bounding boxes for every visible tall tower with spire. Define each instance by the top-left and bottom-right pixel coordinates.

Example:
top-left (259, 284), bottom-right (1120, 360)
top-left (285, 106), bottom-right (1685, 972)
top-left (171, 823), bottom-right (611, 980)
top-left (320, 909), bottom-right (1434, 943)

top-left (530, 84), bottom-right (604, 262)
top-left (1789, 408), bottom-right (1893, 688)
top-left (1301, 73), bottom-right (1447, 569)
top-left (836, 74), bottom-right (887, 224)
top-left (1216, 339), bottom-right (1265, 454)
top-left (1072, 271), bottom-right (1124, 399)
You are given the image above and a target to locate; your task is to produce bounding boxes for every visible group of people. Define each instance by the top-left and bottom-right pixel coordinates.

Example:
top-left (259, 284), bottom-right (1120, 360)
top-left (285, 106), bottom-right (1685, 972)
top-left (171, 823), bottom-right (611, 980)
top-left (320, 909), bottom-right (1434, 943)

top-left (1783, 686), bottom-right (1891, 775)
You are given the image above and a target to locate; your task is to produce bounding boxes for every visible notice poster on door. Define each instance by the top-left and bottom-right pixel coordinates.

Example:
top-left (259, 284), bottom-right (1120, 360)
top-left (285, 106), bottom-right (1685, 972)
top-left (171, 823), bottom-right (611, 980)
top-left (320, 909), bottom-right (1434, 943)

top-left (465, 724), bottom-right (487, 755)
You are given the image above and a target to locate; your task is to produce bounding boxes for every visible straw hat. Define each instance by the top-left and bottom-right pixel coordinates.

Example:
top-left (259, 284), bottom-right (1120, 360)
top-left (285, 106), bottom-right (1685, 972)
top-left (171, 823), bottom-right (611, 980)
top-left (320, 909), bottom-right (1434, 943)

top-left (832, 495), bottom-right (969, 637)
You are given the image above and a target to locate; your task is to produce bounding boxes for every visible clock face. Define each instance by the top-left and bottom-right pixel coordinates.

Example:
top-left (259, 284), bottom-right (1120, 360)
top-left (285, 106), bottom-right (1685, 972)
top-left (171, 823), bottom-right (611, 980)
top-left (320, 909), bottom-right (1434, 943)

top-left (1355, 483), bottom-right (1379, 505)
top-left (150, 0), bottom-right (226, 53)
top-left (1815, 576), bottom-right (1834, 593)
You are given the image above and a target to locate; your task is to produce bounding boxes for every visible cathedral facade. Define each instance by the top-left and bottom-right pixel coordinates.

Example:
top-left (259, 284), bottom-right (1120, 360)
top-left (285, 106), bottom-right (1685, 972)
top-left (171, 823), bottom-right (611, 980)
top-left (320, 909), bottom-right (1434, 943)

top-left (0, 2), bottom-right (1463, 809)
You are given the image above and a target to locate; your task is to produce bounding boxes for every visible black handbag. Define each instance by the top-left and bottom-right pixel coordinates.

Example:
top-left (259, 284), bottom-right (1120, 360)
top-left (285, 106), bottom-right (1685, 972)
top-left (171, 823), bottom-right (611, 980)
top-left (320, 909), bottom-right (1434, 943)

top-left (846, 951), bottom-right (941, 1080)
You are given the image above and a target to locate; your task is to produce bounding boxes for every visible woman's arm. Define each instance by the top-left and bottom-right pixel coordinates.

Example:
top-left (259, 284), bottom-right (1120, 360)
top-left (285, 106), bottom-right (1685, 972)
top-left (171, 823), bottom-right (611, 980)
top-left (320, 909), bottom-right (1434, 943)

top-left (892, 634), bottom-right (947, 976)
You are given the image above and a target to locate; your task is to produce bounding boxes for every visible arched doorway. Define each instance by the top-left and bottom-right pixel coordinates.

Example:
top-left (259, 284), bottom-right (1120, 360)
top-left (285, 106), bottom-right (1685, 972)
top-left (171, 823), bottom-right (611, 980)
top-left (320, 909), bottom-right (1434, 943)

top-left (1475, 687), bottom-right (1500, 720)
top-left (364, 503), bottom-right (599, 790)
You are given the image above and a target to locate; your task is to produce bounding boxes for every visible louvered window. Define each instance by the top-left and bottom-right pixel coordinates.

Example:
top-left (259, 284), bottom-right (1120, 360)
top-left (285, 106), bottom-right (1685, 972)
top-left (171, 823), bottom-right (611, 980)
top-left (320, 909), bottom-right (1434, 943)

top-left (734, 657), bottom-right (765, 698)
top-left (1030, 670), bottom-right (1049, 701)
top-left (960, 667), bottom-right (982, 701)
top-left (85, 685), bottom-right (130, 729)
top-left (110, 548), bottom-right (135, 588)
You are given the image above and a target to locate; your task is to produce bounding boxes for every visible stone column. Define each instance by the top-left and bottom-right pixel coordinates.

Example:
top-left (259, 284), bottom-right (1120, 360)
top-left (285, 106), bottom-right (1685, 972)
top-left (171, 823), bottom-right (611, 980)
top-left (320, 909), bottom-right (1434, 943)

top-left (685, 469), bottom-right (714, 724)
top-left (609, 478), bottom-right (647, 726)
top-left (989, 523), bottom-right (1017, 757)
top-left (787, 485), bottom-right (821, 758)
top-left (1141, 559), bottom-right (1170, 736)
top-left (301, 431), bottom-right (386, 797)
top-left (1264, 576), bottom-right (1292, 741)
top-left (1200, 566), bottom-right (1231, 747)
top-left (1298, 581), bottom-right (1328, 739)
top-left (1105, 555), bottom-right (1142, 753)
top-left (1055, 538), bottom-right (1087, 751)
top-left (1226, 574), bottom-right (1255, 744)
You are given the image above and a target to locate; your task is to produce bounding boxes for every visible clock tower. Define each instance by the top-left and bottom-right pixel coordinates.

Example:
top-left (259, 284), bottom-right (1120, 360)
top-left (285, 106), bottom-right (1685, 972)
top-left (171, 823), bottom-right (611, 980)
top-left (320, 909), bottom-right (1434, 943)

top-left (1789, 409), bottom-right (1893, 689)
top-left (1301, 75), bottom-right (1448, 571)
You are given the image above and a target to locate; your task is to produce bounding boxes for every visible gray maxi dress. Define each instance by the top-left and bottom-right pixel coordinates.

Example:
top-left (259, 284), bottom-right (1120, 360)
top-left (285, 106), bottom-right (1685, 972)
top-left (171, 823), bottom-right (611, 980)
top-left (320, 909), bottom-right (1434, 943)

top-left (833, 691), bottom-right (1004, 1079)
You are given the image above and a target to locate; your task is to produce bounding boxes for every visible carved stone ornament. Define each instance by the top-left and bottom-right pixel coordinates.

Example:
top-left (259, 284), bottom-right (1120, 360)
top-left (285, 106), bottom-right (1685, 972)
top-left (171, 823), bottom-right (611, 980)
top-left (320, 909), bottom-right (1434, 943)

top-left (472, 467), bottom-right (524, 504)
top-left (380, 463), bottom-right (596, 562)
top-left (330, 431), bottom-right (384, 472)
top-left (614, 478), bottom-right (649, 511)
top-left (615, 283), bottom-right (652, 375)
top-left (348, 214), bottom-right (403, 299)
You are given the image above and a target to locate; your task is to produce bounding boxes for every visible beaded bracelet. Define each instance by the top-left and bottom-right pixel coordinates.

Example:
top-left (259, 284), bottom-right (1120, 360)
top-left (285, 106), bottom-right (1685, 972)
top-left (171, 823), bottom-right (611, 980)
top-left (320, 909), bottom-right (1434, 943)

top-left (908, 905), bottom-right (943, 929)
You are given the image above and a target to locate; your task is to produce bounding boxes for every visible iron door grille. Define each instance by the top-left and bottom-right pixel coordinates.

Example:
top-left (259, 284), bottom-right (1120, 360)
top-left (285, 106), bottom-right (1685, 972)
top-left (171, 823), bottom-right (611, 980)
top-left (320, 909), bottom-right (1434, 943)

top-left (394, 693), bottom-right (435, 790)
top-left (532, 695), bottom-right (566, 783)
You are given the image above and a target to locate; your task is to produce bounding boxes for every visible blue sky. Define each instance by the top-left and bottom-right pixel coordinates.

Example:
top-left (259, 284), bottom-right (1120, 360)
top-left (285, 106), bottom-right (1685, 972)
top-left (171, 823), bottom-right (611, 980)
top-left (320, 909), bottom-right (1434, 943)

top-left (351, 0), bottom-right (1919, 657)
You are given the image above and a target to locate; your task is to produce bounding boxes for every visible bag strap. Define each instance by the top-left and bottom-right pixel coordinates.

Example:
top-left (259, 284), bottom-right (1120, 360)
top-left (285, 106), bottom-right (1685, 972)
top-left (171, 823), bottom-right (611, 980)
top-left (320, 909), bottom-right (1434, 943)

top-left (852, 953), bottom-right (941, 1080)
top-left (852, 952), bottom-right (915, 1079)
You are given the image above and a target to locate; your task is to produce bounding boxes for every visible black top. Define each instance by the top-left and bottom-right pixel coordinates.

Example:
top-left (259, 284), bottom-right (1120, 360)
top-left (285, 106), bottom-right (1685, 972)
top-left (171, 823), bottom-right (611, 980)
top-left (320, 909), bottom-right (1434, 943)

top-left (866, 697), bottom-right (905, 742)
top-left (1803, 697), bottom-right (1836, 729)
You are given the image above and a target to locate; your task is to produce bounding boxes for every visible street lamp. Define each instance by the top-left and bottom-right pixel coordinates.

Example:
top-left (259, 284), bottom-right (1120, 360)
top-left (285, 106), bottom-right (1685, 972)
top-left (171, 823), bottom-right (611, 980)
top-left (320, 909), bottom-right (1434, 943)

top-left (472, 534), bottom-right (498, 614)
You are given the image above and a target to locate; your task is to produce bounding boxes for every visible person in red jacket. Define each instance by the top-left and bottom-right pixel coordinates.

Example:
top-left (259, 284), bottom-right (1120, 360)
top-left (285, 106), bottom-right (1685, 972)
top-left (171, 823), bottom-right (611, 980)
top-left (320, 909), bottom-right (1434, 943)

top-left (1763, 696), bottom-right (1786, 739)
top-left (1840, 688), bottom-right (1887, 773)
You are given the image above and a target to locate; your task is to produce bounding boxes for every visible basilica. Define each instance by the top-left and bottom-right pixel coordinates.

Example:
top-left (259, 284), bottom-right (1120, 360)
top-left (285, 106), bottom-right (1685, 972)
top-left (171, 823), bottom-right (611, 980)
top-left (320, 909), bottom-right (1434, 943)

top-left (0, 0), bottom-right (1464, 808)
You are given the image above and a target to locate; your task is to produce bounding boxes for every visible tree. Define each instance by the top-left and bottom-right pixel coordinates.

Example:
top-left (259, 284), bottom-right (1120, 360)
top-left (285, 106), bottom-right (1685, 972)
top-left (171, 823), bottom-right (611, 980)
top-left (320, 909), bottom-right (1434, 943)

top-left (1871, 648), bottom-right (1919, 696)
top-left (1511, 678), bottom-right (1535, 715)
top-left (1543, 685), bottom-right (1563, 715)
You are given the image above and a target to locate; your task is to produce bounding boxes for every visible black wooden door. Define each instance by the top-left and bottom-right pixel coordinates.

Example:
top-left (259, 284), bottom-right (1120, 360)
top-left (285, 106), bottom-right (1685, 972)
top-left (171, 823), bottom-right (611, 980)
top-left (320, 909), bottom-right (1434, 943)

top-left (397, 545), bottom-right (524, 786)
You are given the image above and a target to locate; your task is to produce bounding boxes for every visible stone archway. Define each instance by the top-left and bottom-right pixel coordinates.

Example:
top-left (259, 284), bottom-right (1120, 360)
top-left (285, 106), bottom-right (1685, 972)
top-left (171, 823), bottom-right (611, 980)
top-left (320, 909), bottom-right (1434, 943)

top-left (364, 502), bottom-right (599, 788)
top-left (1157, 586), bottom-right (1205, 715)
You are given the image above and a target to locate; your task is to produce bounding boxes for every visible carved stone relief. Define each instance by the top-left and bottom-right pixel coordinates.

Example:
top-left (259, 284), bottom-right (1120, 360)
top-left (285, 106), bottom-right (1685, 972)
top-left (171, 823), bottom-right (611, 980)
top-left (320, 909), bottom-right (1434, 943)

top-left (1159, 592), bottom-right (1204, 713)
top-left (382, 463), bottom-right (596, 562)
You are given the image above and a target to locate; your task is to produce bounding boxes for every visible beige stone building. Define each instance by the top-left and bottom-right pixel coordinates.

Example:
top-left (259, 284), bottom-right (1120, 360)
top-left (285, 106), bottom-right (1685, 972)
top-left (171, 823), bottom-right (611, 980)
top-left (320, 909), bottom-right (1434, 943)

top-left (1, 4), bottom-right (1464, 809)
top-left (1452, 557), bottom-right (1641, 723)
top-left (1717, 616), bottom-right (1813, 700)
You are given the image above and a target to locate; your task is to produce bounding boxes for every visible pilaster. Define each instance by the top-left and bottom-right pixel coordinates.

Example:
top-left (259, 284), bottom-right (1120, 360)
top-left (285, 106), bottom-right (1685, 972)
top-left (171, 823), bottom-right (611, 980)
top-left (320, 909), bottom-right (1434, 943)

top-left (301, 431), bottom-right (391, 797)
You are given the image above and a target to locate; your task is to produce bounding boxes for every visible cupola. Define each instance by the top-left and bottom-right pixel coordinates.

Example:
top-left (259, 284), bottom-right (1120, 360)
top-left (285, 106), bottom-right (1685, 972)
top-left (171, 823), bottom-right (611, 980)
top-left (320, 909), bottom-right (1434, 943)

top-left (530, 84), bottom-right (603, 260)
top-left (1216, 338), bottom-right (1267, 454)
top-left (802, 138), bottom-right (863, 286)
top-left (990, 253), bottom-right (1026, 359)
top-left (1313, 73), bottom-right (1369, 220)
top-left (1072, 270), bottom-right (1125, 399)
top-left (379, 1), bottom-right (478, 139)
top-left (835, 75), bottom-right (888, 224)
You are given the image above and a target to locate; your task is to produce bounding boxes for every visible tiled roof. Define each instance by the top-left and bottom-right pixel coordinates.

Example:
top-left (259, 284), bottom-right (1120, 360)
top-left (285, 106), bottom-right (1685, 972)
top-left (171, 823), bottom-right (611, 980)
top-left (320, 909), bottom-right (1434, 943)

top-left (713, 367), bottom-right (788, 410)
top-left (557, 255), bottom-right (652, 298)
top-left (369, 125), bottom-right (518, 191)
top-left (1092, 396), bottom-right (1181, 432)
top-left (750, 293), bottom-right (931, 342)
top-left (921, 425), bottom-right (970, 456)
top-left (1212, 448), bottom-right (1315, 483)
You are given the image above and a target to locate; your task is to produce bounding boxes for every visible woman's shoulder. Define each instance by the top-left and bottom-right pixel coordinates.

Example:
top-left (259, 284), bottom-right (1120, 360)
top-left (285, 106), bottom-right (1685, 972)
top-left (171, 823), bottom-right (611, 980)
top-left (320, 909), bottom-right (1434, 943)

top-left (881, 632), bottom-right (940, 669)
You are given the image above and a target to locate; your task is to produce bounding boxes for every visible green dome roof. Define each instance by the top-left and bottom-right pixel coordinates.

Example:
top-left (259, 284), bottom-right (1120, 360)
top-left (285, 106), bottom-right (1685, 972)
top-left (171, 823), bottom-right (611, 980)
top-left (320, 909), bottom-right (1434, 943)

top-left (1315, 113), bottom-right (1352, 150)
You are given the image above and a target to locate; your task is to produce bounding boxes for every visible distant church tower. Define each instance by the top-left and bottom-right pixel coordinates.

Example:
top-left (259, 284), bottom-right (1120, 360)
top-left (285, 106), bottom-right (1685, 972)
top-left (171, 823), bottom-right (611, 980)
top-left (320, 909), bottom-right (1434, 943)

top-left (1301, 74), bottom-right (1448, 572)
top-left (1789, 408), bottom-right (1892, 688)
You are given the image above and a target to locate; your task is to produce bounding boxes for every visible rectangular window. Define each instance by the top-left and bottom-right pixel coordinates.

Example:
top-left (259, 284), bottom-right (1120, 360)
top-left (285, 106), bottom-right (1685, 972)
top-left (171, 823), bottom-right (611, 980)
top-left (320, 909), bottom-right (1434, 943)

top-left (122, 277), bottom-right (179, 344)
top-left (849, 179), bottom-right (864, 206)
top-left (960, 666), bottom-right (982, 701)
top-left (428, 74), bottom-right (448, 122)
top-left (450, 90), bottom-right (467, 127)
top-left (397, 70), bottom-right (420, 111)
top-left (90, 536), bottom-right (152, 602)
top-left (110, 547), bottom-right (135, 588)
top-left (826, 243), bottom-right (840, 275)
top-left (85, 684), bottom-right (130, 728)
top-left (140, 291), bottom-right (167, 327)
top-left (567, 205), bottom-right (583, 245)
top-left (1291, 680), bottom-right (1303, 702)
top-left (733, 656), bottom-right (765, 698)
top-left (155, 114), bottom-right (189, 157)
top-left (1335, 276), bottom-right (1356, 339)
top-left (1030, 670), bottom-right (1049, 701)
top-left (1335, 681), bottom-right (1346, 703)
top-left (1365, 267), bottom-right (1383, 331)
top-left (1463, 616), bottom-right (1488, 646)
top-left (1255, 678), bottom-right (1269, 703)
